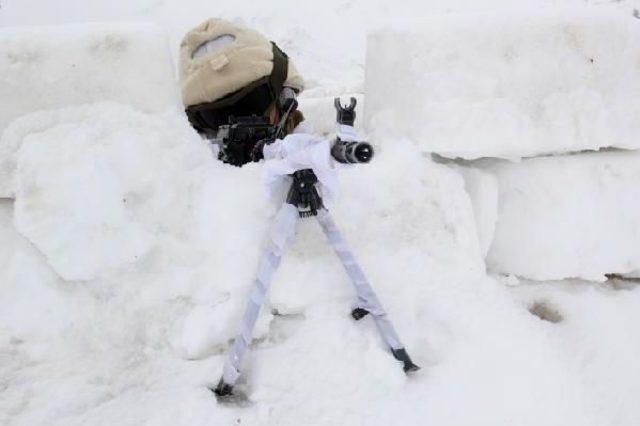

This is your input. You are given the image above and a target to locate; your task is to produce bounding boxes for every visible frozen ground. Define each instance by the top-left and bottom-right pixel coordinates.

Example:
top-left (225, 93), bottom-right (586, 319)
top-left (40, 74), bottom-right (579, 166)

top-left (2, 1), bottom-right (640, 426)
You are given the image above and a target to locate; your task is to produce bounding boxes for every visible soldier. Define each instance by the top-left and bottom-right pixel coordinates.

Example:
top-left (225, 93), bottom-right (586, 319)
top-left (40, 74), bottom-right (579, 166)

top-left (179, 18), bottom-right (305, 165)
top-left (178, 18), bottom-right (418, 399)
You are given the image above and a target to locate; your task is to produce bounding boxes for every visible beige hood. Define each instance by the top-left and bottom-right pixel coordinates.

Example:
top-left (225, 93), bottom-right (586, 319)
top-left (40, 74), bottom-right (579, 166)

top-left (179, 18), bottom-right (304, 107)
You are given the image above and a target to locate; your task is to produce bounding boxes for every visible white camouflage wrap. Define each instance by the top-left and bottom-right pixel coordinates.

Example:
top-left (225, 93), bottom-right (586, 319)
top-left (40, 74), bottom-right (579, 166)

top-left (262, 122), bottom-right (339, 205)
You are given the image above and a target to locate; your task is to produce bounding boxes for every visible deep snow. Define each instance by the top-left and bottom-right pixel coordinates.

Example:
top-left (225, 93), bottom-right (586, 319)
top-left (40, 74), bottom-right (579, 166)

top-left (2, 1), bottom-right (640, 426)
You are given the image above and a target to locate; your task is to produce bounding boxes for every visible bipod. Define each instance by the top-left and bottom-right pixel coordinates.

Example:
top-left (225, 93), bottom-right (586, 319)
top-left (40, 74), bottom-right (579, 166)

top-left (213, 169), bottom-right (419, 400)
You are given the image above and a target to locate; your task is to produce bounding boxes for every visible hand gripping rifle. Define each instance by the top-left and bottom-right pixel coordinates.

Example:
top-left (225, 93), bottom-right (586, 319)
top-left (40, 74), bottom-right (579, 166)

top-left (213, 97), bottom-right (419, 400)
top-left (209, 87), bottom-right (298, 166)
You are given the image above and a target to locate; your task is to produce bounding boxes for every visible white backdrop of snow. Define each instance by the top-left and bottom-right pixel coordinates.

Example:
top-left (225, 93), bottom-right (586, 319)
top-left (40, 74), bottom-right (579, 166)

top-left (365, 10), bottom-right (640, 160)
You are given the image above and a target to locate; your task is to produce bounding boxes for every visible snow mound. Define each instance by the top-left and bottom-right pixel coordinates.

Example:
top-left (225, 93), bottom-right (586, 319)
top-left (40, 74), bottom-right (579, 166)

top-left (0, 23), bottom-right (179, 134)
top-left (484, 151), bottom-right (640, 281)
top-left (365, 9), bottom-right (640, 159)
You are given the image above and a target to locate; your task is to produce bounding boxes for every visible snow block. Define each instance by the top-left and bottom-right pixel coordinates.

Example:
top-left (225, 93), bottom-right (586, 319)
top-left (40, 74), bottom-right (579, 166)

top-left (365, 10), bottom-right (640, 160)
top-left (0, 23), bottom-right (179, 134)
top-left (484, 152), bottom-right (640, 281)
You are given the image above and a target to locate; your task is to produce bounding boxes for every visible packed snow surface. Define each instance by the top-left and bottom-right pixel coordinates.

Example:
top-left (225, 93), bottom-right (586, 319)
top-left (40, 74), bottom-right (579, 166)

top-left (365, 10), bottom-right (640, 159)
top-left (2, 1), bottom-right (640, 425)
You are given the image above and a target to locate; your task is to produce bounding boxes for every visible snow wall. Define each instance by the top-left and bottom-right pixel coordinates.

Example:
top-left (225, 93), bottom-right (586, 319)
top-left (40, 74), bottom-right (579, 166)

top-left (366, 9), bottom-right (640, 281)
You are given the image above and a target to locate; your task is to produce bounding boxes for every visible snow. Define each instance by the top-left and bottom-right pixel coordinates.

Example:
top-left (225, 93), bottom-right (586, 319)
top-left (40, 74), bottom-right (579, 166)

top-left (2, 1), bottom-right (640, 425)
top-left (482, 152), bottom-right (640, 281)
top-left (365, 9), bottom-right (640, 160)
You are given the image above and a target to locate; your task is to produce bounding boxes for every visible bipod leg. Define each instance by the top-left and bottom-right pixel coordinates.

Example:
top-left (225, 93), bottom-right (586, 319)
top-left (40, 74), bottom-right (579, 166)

top-left (214, 204), bottom-right (300, 399)
top-left (315, 208), bottom-right (420, 373)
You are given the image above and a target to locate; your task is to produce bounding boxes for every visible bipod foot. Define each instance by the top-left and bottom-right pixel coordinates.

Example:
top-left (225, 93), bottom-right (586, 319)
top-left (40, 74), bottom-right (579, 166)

top-left (210, 379), bottom-right (251, 406)
top-left (351, 307), bottom-right (370, 321)
top-left (211, 386), bottom-right (251, 406)
top-left (211, 379), bottom-right (252, 406)
top-left (213, 379), bottom-right (233, 397)
top-left (391, 348), bottom-right (421, 373)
